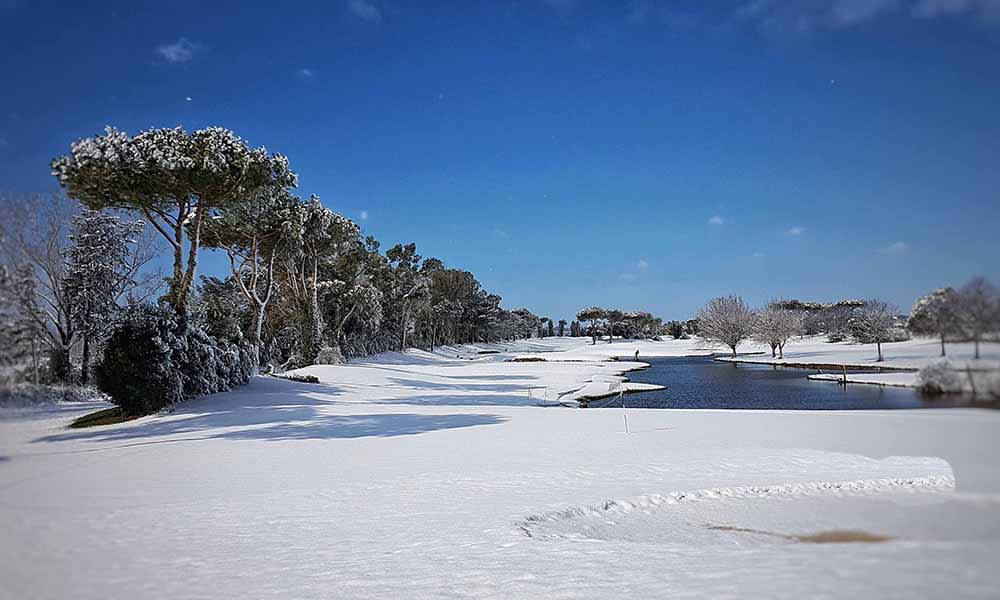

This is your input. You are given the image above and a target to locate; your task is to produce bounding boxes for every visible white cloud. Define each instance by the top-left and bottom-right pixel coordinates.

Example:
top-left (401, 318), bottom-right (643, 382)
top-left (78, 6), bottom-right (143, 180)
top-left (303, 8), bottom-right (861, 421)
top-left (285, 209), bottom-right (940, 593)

top-left (830, 0), bottom-right (902, 27)
top-left (298, 68), bottom-right (314, 78)
top-left (882, 241), bottom-right (910, 254)
top-left (752, 251), bottom-right (765, 258)
top-left (347, 0), bottom-right (382, 23)
top-left (912, 0), bottom-right (1000, 24)
top-left (542, 0), bottom-right (578, 14)
top-left (708, 215), bottom-right (725, 226)
top-left (154, 38), bottom-right (201, 64)
top-left (734, 0), bottom-right (899, 31)
top-left (185, 96), bottom-right (192, 102)
top-left (620, 258), bottom-right (650, 283)
top-left (913, 0), bottom-right (972, 17)
top-left (787, 226), bottom-right (805, 235)
top-left (360, 210), bottom-right (369, 221)
top-left (732, 0), bottom-right (1000, 31)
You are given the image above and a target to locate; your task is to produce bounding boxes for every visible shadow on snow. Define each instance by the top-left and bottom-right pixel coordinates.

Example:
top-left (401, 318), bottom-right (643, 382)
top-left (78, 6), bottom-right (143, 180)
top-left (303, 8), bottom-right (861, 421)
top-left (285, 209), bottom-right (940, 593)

top-left (33, 376), bottom-right (507, 446)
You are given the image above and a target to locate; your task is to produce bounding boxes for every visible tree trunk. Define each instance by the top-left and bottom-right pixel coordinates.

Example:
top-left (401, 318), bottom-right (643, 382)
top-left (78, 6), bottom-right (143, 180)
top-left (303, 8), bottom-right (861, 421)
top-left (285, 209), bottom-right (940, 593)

top-left (771, 343), bottom-right (776, 358)
top-left (253, 303), bottom-right (266, 370)
top-left (307, 258), bottom-right (322, 363)
top-left (177, 208), bottom-right (205, 321)
top-left (58, 343), bottom-right (72, 383)
top-left (31, 339), bottom-right (39, 385)
top-left (876, 341), bottom-right (883, 362)
top-left (169, 222), bottom-right (185, 313)
top-left (254, 304), bottom-right (266, 348)
top-left (731, 345), bottom-right (737, 358)
top-left (778, 343), bottom-right (784, 359)
top-left (974, 337), bottom-right (980, 360)
top-left (940, 334), bottom-right (946, 357)
top-left (80, 334), bottom-right (91, 386)
top-left (400, 304), bottom-right (408, 352)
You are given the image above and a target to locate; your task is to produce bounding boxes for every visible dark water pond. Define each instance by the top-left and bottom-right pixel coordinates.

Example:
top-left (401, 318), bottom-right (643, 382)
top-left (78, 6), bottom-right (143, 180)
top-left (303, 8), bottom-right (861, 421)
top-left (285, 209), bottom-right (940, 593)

top-left (591, 356), bottom-right (973, 410)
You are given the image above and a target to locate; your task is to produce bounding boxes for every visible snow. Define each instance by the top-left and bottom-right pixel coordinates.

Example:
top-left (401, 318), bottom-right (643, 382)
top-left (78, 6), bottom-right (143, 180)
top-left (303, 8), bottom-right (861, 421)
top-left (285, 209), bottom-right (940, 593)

top-left (718, 335), bottom-right (1000, 371)
top-left (718, 334), bottom-right (1000, 390)
top-left (2, 336), bottom-right (1000, 598)
top-left (809, 372), bottom-right (919, 387)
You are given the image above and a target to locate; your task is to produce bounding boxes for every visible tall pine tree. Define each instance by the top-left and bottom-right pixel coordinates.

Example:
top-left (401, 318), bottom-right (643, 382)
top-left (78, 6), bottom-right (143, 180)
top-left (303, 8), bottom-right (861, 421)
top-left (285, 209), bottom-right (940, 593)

top-left (62, 210), bottom-right (142, 385)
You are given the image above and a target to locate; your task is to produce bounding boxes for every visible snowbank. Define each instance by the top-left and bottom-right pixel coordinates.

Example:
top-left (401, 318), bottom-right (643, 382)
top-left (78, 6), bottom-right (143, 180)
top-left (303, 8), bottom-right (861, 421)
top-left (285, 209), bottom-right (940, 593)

top-left (2, 336), bottom-right (1000, 598)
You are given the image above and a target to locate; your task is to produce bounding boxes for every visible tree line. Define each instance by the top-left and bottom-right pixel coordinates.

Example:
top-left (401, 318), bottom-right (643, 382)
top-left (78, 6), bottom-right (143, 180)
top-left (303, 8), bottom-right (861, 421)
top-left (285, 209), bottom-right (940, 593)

top-left (573, 307), bottom-right (664, 344)
top-left (696, 276), bottom-right (999, 361)
top-left (0, 126), bottom-right (541, 413)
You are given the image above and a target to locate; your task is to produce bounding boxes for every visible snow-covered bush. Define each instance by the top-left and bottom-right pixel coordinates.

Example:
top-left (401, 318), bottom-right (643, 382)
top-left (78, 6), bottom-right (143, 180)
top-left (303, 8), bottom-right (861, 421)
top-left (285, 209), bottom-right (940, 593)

top-left (96, 304), bottom-right (185, 415)
top-left (0, 383), bottom-right (108, 408)
top-left (915, 361), bottom-right (962, 395)
top-left (315, 346), bottom-right (346, 365)
top-left (96, 303), bottom-right (255, 416)
top-left (175, 326), bottom-right (255, 396)
top-left (274, 373), bottom-right (320, 384)
top-left (886, 321), bottom-right (911, 342)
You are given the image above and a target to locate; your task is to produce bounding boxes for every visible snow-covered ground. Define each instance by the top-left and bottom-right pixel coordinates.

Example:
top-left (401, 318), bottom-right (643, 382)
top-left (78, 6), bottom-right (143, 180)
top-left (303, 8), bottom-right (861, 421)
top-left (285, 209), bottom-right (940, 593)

top-left (809, 371), bottom-right (919, 387)
top-left (718, 335), bottom-right (1000, 369)
top-left (2, 336), bottom-right (1000, 598)
top-left (718, 335), bottom-right (1000, 390)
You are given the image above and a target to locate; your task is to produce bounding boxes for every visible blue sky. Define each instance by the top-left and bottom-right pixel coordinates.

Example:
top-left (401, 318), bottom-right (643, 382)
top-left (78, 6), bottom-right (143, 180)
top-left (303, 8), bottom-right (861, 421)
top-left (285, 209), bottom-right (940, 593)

top-left (1, 0), bottom-right (998, 321)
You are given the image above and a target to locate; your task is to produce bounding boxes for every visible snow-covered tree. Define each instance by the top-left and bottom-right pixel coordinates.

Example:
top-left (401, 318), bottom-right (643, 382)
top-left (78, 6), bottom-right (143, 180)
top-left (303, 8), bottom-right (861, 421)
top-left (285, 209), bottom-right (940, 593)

top-left (697, 295), bottom-right (756, 357)
top-left (62, 210), bottom-right (144, 385)
top-left (569, 320), bottom-right (581, 337)
top-left (605, 309), bottom-right (624, 343)
top-left (201, 188), bottom-right (299, 363)
top-left (907, 287), bottom-right (958, 357)
top-left (280, 196), bottom-right (362, 365)
top-left (754, 304), bottom-right (804, 359)
top-left (0, 192), bottom-right (78, 382)
top-left (557, 319), bottom-right (566, 337)
top-left (538, 317), bottom-right (553, 338)
top-left (955, 276), bottom-right (998, 360)
top-left (685, 318), bottom-right (699, 335)
top-left (849, 299), bottom-right (898, 362)
top-left (386, 242), bottom-right (430, 351)
top-left (576, 307), bottom-right (607, 345)
top-left (52, 126), bottom-right (297, 319)
top-left (0, 266), bottom-right (42, 384)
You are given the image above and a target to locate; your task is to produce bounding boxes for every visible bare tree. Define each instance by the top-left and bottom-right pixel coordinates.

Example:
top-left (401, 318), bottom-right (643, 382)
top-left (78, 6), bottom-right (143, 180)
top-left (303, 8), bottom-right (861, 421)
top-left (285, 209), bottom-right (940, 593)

top-left (955, 276), bottom-right (998, 360)
top-left (0, 192), bottom-right (78, 381)
top-left (0, 192), bottom-right (162, 384)
top-left (754, 303), bottom-right (804, 359)
top-left (697, 295), bottom-right (756, 357)
top-left (202, 189), bottom-right (298, 359)
top-left (850, 299), bottom-right (898, 362)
